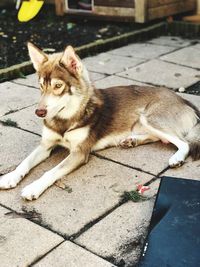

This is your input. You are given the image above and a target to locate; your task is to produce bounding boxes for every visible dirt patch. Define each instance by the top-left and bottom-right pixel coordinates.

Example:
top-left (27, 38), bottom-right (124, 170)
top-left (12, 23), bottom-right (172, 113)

top-left (0, 5), bottom-right (150, 70)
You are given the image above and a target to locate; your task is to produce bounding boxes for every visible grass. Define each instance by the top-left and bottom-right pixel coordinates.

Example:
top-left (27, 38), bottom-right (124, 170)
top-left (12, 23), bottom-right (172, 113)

top-left (1, 119), bottom-right (18, 127)
top-left (122, 190), bottom-right (148, 202)
top-left (4, 109), bottom-right (18, 115)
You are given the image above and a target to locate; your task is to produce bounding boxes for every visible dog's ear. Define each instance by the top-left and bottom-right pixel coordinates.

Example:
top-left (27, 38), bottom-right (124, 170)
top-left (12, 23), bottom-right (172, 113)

top-left (27, 42), bottom-right (48, 71)
top-left (61, 46), bottom-right (82, 76)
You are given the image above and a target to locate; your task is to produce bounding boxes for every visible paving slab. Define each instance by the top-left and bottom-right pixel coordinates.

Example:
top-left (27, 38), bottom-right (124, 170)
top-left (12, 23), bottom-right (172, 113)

top-left (0, 124), bottom-right (40, 174)
top-left (83, 53), bottom-right (145, 75)
top-left (179, 93), bottom-right (200, 108)
top-left (89, 71), bottom-right (106, 81)
top-left (118, 59), bottom-right (200, 89)
top-left (12, 73), bottom-right (39, 88)
top-left (96, 143), bottom-right (175, 176)
top-left (108, 43), bottom-right (176, 59)
top-left (148, 36), bottom-right (192, 48)
top-left (161, 44), bottom-right (200, 69)
top-left (0, 82), bottom-right (40, 117)
top-left (2, 104), bottom-right (42, 135)
top-left (76, 200), bottom-right (155, 267)
top-left (0, 205), bottom-right (63, 267)
top-left (94, 75), bottom-right (147, 89)
top-left (34, 241), bottom-right (116, 267)
top-left (163, 160), bottom-right (200, 181)
top-left (142, 178), bottom-right (161, 198)
top-left (0, 150), bottom-right (154, 237)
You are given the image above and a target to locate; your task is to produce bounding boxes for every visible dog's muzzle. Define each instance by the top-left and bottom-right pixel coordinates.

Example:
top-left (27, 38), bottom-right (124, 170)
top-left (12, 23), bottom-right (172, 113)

top-left (35, 109), bottom-right (47, 117)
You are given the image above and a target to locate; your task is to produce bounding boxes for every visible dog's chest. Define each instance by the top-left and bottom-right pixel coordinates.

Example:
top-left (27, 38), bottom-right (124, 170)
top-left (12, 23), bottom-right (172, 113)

top-left (42, 125), bottom-right (90, 150)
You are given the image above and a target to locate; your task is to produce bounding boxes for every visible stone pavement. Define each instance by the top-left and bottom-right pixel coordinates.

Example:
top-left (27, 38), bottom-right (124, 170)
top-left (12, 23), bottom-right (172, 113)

top-left (0, 36), bottom-right (200, 267)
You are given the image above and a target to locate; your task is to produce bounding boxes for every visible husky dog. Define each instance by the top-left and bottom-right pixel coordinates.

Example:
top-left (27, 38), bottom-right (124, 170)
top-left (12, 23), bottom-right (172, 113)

top-left (0, 43), bottom-right (199, 200)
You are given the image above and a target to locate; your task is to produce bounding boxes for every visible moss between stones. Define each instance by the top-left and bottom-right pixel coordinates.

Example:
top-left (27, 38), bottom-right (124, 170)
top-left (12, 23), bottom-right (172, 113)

top-left (1, 119), bottom-right (18, 127)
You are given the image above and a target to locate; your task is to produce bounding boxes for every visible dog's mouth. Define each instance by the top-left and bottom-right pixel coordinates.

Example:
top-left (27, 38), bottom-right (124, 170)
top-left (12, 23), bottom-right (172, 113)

top-left (58, 106), bottom-right (65, 113)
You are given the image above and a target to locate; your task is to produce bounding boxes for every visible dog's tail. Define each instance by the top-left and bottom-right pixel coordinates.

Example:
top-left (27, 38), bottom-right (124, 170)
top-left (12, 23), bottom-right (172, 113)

top-left (184, 99), bottom-right (200, 160)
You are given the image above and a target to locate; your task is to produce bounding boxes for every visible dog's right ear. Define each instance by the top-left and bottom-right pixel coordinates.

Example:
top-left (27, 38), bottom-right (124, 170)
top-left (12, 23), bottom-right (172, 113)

top-left (27, 42), bottom-right (48, 71)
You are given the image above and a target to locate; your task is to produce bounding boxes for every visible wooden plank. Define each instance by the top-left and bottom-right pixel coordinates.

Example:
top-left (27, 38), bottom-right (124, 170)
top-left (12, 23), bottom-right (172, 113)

top-left (148, 0), bottom-right (183, 8)
top-left (93, 6), bottom-right (135, 17)
top-left (148, 0), bottom-right (196, 20)
top-left (135, 0), bottom-right (147, 23)
top-left (55, 0), bottom-right (65, 15)
top-left (64, 10), bottom-right (134, 22)
top-left (94, 0), bottom-right (134, 8)
top-left (198, 0), bottom-right (200, 14)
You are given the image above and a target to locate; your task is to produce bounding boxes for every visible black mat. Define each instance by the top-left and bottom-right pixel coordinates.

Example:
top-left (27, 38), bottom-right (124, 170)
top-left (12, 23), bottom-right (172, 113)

top-left (138, 176), bottom-right (200, 267)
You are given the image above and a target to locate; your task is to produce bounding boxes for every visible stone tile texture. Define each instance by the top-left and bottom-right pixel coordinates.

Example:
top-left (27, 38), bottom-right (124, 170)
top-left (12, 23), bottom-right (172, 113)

top-left (2, 104), bottom-right (42, 136)
top-left (0, 125), bottom-right (40, 173)
top-left (148, 36), bottom-right (192, 48)
top-left (161, 44), bottom-right (200, 69)
top-left (83, 53), bottom-right (145, 75)
top-left (0, 206), bottom-right (63, 267)
top-left (0, 151), bottom-right (154, 237)
top-left (13, 73), bottom-right (39, 88)
top-left (94, 75), bottom-right (147, 89)
top-left (76, 200), bottom-right (155, 267)
top-left (109, 43), bottom-right (176, 59)
top-left (0, 82), bottom-right (39, 117)
top-left (118, 59), bottom-right (200, 89)
top-left (34, 241), bottom-right (116, 267)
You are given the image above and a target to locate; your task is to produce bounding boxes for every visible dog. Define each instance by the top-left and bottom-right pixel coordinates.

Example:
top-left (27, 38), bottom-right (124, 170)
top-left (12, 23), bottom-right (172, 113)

top-left (0, 43), bottom-right (199, 200)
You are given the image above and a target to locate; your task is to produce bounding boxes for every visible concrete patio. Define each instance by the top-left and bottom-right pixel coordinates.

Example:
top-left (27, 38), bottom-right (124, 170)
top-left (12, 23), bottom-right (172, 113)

top-left (0, 36), bottom-right (200, 267)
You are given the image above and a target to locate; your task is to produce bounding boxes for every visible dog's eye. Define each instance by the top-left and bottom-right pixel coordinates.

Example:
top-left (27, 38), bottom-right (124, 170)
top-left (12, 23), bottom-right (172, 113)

top-left (55, 84), bottom-right (62, 89)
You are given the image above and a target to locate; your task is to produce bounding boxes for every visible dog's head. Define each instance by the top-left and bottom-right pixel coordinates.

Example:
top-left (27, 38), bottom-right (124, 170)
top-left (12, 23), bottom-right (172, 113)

top-left (27, 42), bottom-right (91, 119)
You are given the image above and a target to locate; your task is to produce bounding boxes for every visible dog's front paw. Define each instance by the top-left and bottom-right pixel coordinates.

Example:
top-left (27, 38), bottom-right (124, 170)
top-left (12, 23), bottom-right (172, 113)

top-left (21, 180), bottom-right (46, 200)
top-left (0, 171), bottom-right (21, 189)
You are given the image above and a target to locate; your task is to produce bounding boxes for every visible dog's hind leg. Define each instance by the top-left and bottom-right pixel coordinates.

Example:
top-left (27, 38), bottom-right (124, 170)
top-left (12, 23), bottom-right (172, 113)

top-left (0, 144), bottom-right (52, 189)
top-left (140, 115), bottom-right (189, 168)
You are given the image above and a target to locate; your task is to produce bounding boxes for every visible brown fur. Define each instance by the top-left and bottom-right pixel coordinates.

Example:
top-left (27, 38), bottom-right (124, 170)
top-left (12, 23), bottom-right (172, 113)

top-left (33, 46), bottom-right (200, 162)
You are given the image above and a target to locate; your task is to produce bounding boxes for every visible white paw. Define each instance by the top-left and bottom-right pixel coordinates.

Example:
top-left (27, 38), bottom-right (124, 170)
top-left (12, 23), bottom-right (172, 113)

top-left (169, 153), bottom-right (185, 168)
top-left (0, 171), bottom-right (21, 189)
top-left (21, 180), bottom-right (46, 200)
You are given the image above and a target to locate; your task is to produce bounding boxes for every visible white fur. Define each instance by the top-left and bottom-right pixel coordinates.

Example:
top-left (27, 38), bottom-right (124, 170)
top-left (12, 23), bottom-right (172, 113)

top-left (39, 77), bottom-right (44, 85)
top-left (140, 115), bottom-right (189, 167)
top-left (59, 90), bottom-right (83, 120)
top-left (21, 150), bottom-right (87, 200)
top-left (0, 145), bottom-right (51, 189)
top-left (44, 88), bottom-right (82, 120)
top-left (64, 126), bottom-right (90, 150)
top-left (92, 132), bottom-right (130, 151)
top-left (42, 124), bottom-right (90, 150)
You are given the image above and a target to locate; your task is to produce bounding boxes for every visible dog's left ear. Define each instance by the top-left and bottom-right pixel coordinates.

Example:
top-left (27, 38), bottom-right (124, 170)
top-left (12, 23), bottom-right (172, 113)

top-left (61, 46), bottom-right (82, 76)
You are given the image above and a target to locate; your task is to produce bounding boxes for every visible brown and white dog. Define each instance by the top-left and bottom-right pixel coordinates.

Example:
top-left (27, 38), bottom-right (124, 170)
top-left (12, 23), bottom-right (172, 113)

top-left (0, 43), bottom-right (199, 200)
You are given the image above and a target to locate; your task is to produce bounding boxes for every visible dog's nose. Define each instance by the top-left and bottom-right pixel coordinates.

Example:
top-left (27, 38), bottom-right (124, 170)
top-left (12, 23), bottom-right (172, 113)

top-left (35, 109), bottom-right (47, 117)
